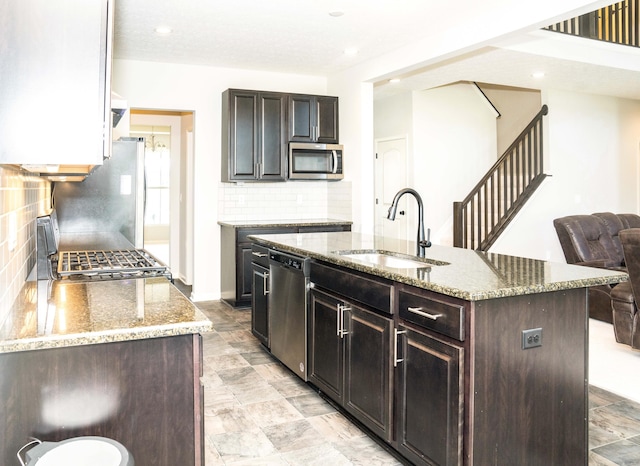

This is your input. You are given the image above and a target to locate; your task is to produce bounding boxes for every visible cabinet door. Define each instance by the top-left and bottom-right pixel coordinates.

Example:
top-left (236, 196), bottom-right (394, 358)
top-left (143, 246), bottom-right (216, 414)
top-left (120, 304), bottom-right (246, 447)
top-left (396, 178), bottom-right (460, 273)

top-left (396, 325), bottom-right (463, 466)
top-left (251, 263), bottom-right (269, 347)
top-left (308, 288), bottom-right (344, 404)
top-left (344, 304), bottom-right (393, 442)
top-left (258, 93), bottom-right (287, 180)
top-left (0, 0), bottom-right (111, 165)
top-left (289, 94), bottom-right (339, 143)
top-left (316, 96), bottom-right (339, 144)
top-left (289, 94), bottom-right (314, 141)
top-left (226, 90), bottom-right (259, 180)
top-left (238, 244), bottom-right (254, 303)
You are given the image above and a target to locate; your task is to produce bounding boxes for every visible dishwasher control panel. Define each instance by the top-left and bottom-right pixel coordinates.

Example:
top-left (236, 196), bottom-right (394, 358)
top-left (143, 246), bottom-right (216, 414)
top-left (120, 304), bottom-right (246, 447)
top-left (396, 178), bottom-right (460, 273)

top-left (269, 251), bottom-right (304, 270)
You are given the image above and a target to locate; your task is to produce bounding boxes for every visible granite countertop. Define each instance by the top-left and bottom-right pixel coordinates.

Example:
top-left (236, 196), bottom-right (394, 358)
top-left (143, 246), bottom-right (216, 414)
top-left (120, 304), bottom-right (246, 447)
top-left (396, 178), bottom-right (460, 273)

top-left (0, 278), bottom-right (212, 353)
top-left (218, 218), bottom-right (352, 228)
top-left (249, 232), bottom-right (628, 301)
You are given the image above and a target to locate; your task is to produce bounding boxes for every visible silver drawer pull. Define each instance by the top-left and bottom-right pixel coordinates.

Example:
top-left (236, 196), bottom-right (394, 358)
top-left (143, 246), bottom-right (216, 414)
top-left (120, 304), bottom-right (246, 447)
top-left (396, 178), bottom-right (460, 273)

top-left (408, 306), bottom-right (442, 320)
top-left (252, 251), bottom-right (268, 257)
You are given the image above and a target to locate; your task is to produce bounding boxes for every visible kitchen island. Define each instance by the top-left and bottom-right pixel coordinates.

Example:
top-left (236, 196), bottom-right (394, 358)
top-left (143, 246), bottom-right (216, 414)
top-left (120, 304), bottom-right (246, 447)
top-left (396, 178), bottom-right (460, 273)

top-left (250, 231), bottom-right (627, 466)
top-left (0, 277), bottom-right (212, 466)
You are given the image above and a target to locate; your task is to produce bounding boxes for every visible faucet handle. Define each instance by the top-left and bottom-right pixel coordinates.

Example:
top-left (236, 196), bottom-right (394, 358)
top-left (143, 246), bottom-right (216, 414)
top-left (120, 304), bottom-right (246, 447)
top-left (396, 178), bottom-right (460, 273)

top-left (420, 228), bottom-right (432, 248)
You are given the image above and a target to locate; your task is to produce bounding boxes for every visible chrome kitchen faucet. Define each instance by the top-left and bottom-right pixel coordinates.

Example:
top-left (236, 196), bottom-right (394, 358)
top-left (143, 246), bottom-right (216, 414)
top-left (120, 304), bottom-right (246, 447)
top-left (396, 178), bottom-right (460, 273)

top-left (387, 188), bottom-right (432, 257)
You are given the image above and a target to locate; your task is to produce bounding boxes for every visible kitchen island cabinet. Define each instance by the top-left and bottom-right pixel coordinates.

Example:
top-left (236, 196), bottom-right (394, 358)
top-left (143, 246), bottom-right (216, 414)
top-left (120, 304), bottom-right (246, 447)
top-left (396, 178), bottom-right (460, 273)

top-left (308, 284), bottom-right (394, 442)
top-left (0, 278), bottom-right (212, 466)
top-left (249, 231), bottom-right (628, 466)
top-left (219, 220), bottom-right (351, 308)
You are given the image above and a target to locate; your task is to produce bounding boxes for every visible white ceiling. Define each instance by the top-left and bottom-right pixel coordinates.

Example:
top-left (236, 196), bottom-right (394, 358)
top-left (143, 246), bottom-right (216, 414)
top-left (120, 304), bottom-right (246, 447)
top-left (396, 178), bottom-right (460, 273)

top-left (113, 0), bottom-right (640, 101)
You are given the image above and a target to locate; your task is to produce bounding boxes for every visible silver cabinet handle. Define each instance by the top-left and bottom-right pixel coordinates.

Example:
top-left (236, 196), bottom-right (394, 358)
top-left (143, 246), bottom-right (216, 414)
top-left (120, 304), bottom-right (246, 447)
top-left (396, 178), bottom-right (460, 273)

top-left (408, 306), bottom-right (442, 320)
top-left (336, 303), bottom-right (351, 338)
top-left (252, 251), bottom-right (268, 258)
top-left (394, 329), bottom-right (407, 367)
top-left (264, 272), bottom-right (269, 295)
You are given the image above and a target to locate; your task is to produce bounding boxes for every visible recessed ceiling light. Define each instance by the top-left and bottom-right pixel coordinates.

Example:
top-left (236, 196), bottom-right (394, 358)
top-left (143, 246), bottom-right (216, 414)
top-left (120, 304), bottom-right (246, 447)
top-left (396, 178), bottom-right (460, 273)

top-left (329, 10), bottom-right (344, 17)
top-left (154, 26), bottom-right (172, 35)
top-left (344, 47), bottom-right (358, 56)
top-left (389, 78), bottom-right (401, 84)
top-left (531, 71), bottom-right (545, 79)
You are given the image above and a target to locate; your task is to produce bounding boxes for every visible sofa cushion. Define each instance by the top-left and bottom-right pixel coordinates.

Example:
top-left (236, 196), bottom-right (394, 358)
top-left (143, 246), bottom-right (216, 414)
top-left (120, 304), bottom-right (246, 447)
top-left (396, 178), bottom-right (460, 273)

top-left (553, 215), bottom-right (620, 267)
top-left (593, 212), bottom-right (626, 265)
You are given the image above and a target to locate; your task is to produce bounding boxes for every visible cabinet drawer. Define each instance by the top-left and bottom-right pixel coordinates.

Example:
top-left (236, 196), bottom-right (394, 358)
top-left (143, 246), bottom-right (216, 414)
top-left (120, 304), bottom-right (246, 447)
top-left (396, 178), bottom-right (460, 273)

top-left (238, 227), bottom-right (297, 243)
top-left (398, 290), bottom-right (465, 341)
top-left (298, 224), bottom-right (350, 233)
top-left (310, 261), bottom-right (393, 314)
top-left (250, 244), bottom-right (270, 267)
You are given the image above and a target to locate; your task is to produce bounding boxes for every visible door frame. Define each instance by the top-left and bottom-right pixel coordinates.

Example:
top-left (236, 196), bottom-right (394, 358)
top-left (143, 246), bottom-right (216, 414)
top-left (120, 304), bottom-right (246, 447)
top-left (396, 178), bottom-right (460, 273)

top-left (374, 135), bottom-right (411, 246)
top-left (130, 111), bottom-right (194, 284)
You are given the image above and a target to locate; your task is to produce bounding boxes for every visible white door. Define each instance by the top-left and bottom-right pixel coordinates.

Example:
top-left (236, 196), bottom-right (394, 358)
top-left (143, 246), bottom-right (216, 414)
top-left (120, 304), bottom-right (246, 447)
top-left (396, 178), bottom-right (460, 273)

top-left (374, 137), bottom-right (409, 246)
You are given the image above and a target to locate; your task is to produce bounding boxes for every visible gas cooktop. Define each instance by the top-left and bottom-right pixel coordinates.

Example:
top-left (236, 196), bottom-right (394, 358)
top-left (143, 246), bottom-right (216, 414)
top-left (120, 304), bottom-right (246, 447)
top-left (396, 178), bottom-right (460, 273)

top-left (57, 249), bottom-right (170, 278)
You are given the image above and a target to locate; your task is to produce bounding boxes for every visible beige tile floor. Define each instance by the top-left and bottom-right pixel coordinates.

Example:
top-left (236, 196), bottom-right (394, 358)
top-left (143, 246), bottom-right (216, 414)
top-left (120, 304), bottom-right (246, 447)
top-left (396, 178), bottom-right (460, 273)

top-left (193, 298), bottom-right (640, 466)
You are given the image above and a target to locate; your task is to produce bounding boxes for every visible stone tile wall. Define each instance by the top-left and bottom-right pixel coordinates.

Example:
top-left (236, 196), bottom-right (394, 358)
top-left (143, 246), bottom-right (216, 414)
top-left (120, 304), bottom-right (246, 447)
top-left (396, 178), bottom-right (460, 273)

top-left (0, 166), bottom-right (50, 327)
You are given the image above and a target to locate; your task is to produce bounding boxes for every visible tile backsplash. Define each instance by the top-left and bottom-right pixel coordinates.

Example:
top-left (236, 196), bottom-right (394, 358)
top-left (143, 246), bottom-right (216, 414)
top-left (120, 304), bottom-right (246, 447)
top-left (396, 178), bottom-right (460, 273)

top-left (218, 181), bottom-right (352, 221)
top-left (0, 166), bottom-right (51, 327)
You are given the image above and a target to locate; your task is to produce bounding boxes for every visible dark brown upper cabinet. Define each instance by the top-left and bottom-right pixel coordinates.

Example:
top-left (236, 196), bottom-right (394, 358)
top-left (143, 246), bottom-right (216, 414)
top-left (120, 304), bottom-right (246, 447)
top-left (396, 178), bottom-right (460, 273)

top-left (222, 89), bottom-right (288, 182)
top-left (288, 94), bottom-right (339, 144)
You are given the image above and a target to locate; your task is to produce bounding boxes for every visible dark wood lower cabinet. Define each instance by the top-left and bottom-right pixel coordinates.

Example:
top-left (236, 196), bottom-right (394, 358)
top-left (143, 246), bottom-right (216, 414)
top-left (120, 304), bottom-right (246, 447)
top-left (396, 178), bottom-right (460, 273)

top-left (309, 288), bottom-right (394, 442)
top-left (395, 325), bottom-right (463, 466)
top-left (0, 334), bottom-right (204, 466)
top-left (251, 262), bottom-right (269, 347)
top-left (305, 261), bottom-right (589, 466)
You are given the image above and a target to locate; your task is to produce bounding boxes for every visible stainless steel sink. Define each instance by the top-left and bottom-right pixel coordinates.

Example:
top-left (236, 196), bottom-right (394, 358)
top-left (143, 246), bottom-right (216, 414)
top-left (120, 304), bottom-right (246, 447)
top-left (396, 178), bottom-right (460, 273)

top-left (336, 250), bottom-right (449, 269)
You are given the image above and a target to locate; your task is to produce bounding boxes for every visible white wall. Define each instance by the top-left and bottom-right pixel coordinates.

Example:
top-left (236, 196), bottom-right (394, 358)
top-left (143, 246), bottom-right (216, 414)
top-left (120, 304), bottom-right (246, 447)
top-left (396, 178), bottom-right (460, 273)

top-left (374, 84), bottom-right (498, 247)
top-left (374, 92), bottom-right (413, 140)
top-left (328, 0), bottom-right (611, 236)
top-left (112, 59), bottom-right (329, 301)
top-left (491, 89), bottom-right (640, 261)
top-left (412, 84), bottom-right (498, 246)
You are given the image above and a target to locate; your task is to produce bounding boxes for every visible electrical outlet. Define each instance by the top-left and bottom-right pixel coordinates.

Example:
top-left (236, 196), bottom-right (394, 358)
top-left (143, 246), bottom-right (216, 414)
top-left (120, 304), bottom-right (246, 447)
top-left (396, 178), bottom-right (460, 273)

top-left (522, 328), bottom-right (543, 349)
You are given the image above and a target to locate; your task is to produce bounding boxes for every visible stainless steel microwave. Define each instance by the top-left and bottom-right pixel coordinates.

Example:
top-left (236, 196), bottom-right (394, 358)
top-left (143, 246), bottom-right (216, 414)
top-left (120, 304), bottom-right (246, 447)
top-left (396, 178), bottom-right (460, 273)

top-left (288, 142), bottom-right (343, 180)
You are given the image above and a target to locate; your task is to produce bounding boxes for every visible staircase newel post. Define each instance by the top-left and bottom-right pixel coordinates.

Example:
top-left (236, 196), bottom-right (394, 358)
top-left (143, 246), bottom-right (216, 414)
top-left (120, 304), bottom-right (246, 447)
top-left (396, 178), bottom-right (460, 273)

top-left (453, 202), bottom-right (463, 248)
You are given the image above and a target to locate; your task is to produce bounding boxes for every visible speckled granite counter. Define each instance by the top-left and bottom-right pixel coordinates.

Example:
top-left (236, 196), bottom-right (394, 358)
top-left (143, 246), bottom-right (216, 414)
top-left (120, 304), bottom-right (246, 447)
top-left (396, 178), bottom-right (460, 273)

top-left (249, 231), bottom-right (628, 301)
top-left (0, 277), bottom-right (212, 353)
top-left (218, 218), bottom-right (352, 228)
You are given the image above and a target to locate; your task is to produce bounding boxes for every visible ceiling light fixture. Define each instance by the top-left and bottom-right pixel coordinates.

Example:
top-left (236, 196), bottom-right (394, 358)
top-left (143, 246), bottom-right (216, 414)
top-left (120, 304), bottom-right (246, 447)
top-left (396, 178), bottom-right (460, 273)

top-left (531, 71), bottom-right (545, 79)
top-left (329, 10), bottom-right (344, 17)
top-left (154, 26), bottom-right (172, 35)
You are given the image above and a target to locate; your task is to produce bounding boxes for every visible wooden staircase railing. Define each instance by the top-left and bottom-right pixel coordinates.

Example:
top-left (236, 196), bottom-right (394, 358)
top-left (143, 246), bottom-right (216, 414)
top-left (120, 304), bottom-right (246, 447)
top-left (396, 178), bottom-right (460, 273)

top-left (544, 0), bottom-right (640, 47)
top-left (453, 105), bottom-right (549, 250)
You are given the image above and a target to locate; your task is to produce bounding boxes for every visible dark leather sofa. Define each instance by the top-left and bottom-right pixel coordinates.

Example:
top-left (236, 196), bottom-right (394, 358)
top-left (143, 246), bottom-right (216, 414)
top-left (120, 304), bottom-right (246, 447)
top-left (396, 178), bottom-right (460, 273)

top-left (611, 229), bottom-right (640, 349)
top-left (553, 212), bottom-right (640, 323)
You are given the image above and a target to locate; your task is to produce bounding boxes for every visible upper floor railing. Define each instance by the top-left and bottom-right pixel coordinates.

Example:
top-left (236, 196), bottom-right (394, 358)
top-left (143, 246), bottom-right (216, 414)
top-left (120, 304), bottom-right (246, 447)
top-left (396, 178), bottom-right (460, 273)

top-left (545, 0), bottom-right (640, 47)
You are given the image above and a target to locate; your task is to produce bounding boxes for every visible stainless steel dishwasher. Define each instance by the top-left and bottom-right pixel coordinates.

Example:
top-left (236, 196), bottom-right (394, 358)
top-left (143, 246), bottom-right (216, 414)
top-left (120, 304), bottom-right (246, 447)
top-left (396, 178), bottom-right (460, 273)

top-left (268, 249), bottom-right (310, 381)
